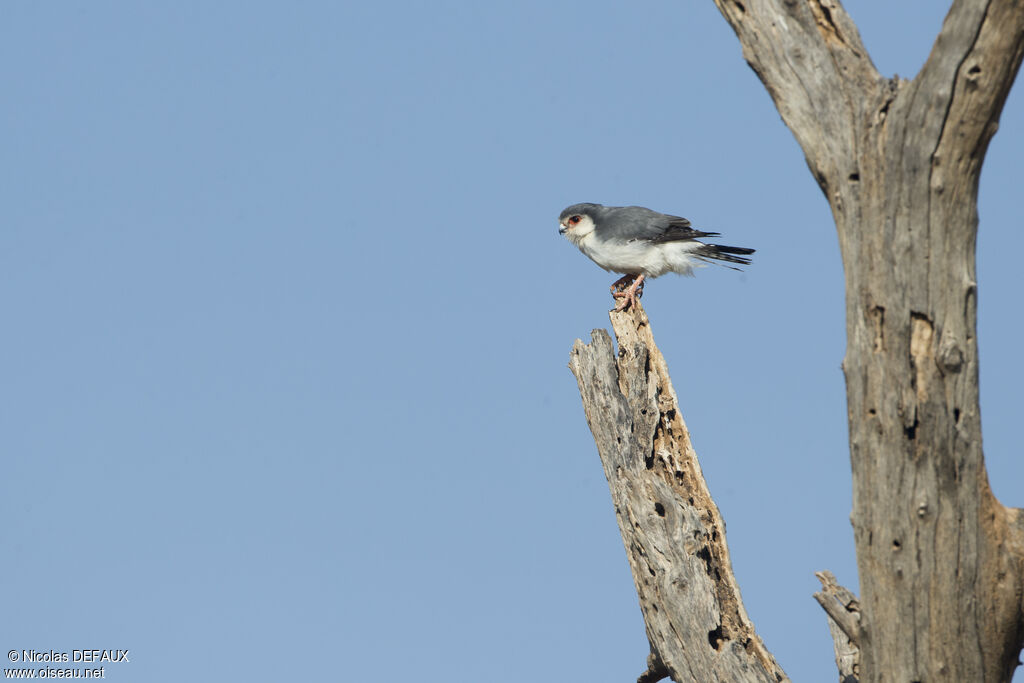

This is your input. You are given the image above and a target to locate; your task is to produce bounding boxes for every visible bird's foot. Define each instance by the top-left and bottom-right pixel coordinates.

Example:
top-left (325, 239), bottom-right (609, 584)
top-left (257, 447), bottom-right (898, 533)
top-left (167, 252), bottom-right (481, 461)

top-left (610, 274), bottom-right (638, 295)
top-left (611, 275), bottom-right (645, 312)
top-left (612, 292), bottom-right (638, 312)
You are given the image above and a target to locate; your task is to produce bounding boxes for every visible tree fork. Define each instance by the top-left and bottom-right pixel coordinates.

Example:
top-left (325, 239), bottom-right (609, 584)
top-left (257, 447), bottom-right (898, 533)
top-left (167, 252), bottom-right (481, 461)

top-left (710, 0), bottom-right (1024, 679)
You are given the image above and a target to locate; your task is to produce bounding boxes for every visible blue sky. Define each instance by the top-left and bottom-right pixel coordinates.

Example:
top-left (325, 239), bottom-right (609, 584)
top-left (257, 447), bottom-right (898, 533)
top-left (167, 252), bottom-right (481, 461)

top-left (2, 2), bottom-right (1020, 681)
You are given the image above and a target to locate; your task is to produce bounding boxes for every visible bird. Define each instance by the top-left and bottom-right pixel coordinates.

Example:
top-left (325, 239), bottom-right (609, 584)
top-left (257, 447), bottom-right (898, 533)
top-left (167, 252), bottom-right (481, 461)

top-left (558, 203), bottom-right (754, 311)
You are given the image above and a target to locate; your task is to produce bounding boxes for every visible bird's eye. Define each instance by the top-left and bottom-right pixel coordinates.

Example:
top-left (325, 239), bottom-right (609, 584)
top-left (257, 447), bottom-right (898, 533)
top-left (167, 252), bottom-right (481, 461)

top-left (569, 215), bottom-right (581, 225)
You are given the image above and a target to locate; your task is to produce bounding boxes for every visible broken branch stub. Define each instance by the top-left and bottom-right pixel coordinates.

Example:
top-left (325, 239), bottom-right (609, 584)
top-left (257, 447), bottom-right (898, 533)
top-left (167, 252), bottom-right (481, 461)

top-left (568, 301), bottom-right (787, 683)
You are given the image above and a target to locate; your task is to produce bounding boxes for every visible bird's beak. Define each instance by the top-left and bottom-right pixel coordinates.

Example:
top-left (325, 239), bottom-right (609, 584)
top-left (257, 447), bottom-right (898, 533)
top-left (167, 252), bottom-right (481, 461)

top-left (558, 222), bottom-right (567, 235)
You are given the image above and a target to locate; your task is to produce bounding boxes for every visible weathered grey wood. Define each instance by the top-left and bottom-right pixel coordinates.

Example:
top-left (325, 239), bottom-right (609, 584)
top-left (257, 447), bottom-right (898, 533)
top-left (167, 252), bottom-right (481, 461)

top-left (709, 0), bottom-right (1024, 680)
top-left (813, 570), bottom-right (860, 682)
top-left (568, 302), bottom-right (787, 683)
top-left (636, 652), bottom-right (669, 683)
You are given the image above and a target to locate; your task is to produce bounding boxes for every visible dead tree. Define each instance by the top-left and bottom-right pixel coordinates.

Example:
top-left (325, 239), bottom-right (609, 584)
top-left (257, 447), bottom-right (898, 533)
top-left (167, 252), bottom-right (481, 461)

top-left (568, 1), bottom-right (1024, 681)
top-left (570, 304), bottom-right (790, 682)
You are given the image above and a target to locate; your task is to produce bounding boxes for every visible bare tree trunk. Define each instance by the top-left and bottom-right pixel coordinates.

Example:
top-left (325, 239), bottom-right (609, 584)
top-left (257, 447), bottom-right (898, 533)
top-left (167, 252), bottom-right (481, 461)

top-left (569, 303), bottom-right (788, 683)
top-left (705, 1), bottom-right (1024, 680)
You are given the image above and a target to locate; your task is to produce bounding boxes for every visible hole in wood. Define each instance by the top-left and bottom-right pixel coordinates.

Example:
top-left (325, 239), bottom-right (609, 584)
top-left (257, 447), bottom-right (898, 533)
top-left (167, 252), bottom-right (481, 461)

top-left (892, 539), bottom-right (902, 551)
top-left (655, 502), bottom-right (666, 517)
top-left (708, 624), bottom-right (725, 650)
top-left (696, 546), bottom-right (713, 575)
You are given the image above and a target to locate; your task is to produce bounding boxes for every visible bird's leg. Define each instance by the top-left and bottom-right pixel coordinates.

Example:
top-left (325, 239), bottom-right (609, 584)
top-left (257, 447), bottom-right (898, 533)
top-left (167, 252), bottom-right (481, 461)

top-left (609, 274), bottom-right (636, 295)
top-left (612, 274), bottom-right (646, 311)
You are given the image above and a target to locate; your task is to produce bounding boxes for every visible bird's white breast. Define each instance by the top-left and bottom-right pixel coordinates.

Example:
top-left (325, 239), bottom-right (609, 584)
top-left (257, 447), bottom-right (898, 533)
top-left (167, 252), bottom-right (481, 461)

top-left (575, 233), bottom-right (702, 278)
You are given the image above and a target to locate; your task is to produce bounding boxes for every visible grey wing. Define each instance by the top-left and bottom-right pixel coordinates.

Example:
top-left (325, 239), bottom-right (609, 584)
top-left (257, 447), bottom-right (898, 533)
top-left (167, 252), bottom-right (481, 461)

top-left (603, 206), bottom-right (719, 243)
top-left (650, 215), bottom-right (720, 243)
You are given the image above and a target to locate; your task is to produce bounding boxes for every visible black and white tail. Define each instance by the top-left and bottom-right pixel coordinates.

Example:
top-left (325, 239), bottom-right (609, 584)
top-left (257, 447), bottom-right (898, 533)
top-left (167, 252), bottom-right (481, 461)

top-left (696, 244), bottom-right (755, 269)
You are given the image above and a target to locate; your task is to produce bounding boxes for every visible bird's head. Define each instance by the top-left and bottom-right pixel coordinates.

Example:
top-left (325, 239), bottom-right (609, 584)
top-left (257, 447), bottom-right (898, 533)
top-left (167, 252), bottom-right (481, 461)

top-left (558, 203), bottom-right (600, 243)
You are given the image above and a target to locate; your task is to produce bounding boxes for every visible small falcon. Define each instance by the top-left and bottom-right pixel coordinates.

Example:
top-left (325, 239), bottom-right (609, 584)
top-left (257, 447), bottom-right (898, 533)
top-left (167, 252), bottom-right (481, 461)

top-left (558, 203), bottom-right (754, 311)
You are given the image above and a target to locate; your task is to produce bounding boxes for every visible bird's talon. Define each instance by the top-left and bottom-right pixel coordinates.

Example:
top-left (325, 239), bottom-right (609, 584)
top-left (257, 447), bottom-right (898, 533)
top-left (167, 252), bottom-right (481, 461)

top-left (610, 273), bottom-right (646, 312)
top-left (609, 274), bottom-right (637, 295)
